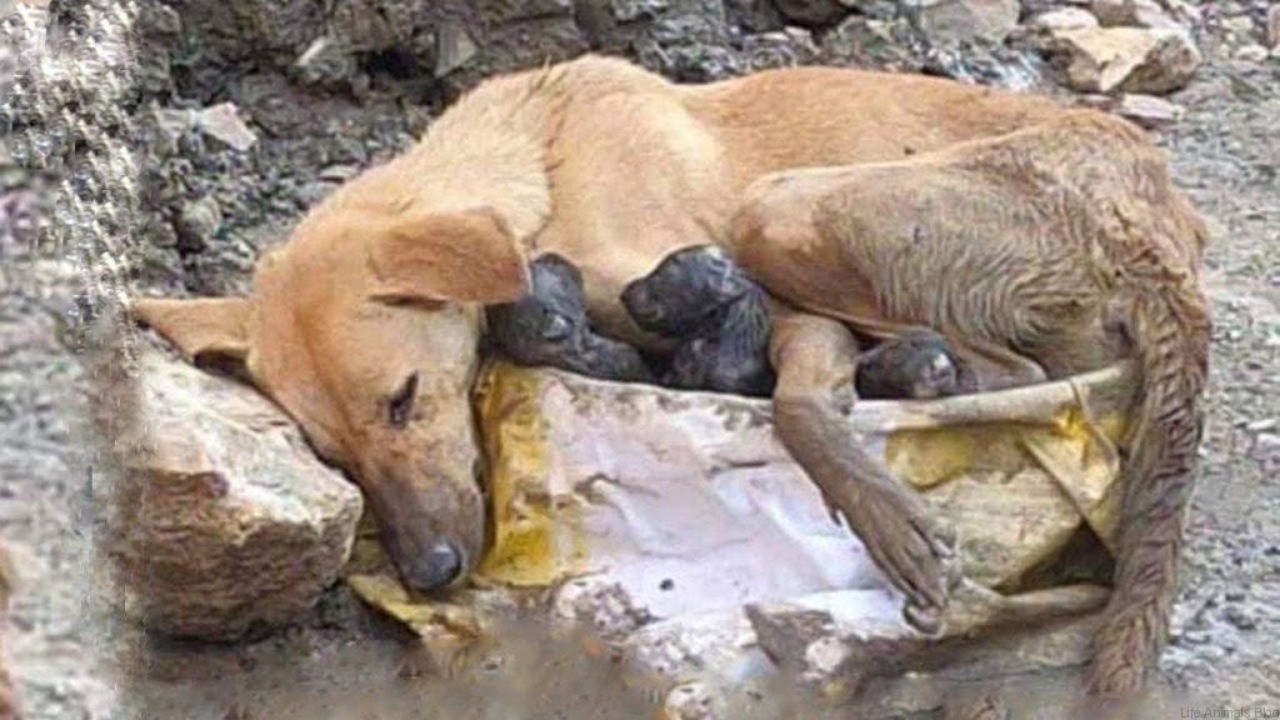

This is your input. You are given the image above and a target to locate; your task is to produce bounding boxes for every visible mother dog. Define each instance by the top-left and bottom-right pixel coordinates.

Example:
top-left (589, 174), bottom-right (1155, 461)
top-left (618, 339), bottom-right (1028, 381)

top-left (131, 54), bottom-right (1209, 698)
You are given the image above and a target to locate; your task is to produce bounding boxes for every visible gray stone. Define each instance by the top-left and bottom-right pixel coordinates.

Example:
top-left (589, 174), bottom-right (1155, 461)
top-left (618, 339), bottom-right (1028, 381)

top-left (1234, 43), bottom-right (1269, 62)
top-left (435, 21), bottom-right (479, 78)
top-left (1221, 15), bottom-right (1255, 39)
top-left (741, 29), bottom-right (820, 70)
top-left (1029, 7), bottom-right (1100, 31)
top-left (663, 682), bottom-right (727, 720)
top-left (611, 0), bottom-right (673, 22)
top-left (1089, 0), bottom-right (1181, 29)
top-left (913, 0), bottom-right (1022, 45)
top-left (772, 0), bottom-right (851, 28)
top-left (724, 0), bottom-right (785, 32)
top-left (1269, 4), bottom-right (1280, 49)
top-left (1113, 92), bottom-right (1185, 126)
top-left (100, 347), bottom-right (364, 640)
top-left (174, 197), bottom-right (222, 253)
top-left (195, 103), bottom-right (258, 153)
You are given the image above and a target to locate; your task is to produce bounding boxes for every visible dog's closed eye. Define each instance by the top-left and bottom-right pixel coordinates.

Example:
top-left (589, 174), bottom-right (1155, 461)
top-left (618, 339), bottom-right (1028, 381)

top-left (388, 372), bottom-right (419, 427)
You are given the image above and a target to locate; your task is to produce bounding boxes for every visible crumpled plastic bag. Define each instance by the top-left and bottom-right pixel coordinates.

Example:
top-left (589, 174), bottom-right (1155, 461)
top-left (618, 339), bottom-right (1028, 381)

top-left (344, 359), bottom-right (1137, 710)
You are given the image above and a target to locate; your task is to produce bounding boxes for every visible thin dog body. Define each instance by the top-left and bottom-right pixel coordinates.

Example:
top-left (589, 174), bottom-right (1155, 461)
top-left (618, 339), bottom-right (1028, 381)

top-left (131, 54), bottom-right (1209, 700)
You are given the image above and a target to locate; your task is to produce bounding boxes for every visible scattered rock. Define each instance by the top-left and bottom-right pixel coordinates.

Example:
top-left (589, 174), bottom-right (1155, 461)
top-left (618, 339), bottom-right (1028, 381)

top-left (915, 0), bottom-right (1022, 45)
top-left (99, 347), bottom-right (364, 641)
top-left (1234, 43), bottom-right (1269, 62)
top-left (772, 0), bottom-right (851, 28)
top-left (1089, 0), bottom-right (1181, 29)
top-left (435, 21), bottom-right (479, 78)
top-left (662, 682), bottom-right (726, 720)
top-left (1252, 433), bottom-right (1280, 472)
top-left (174, 197), bottom-right (222, 253)
top-left (1222, 605), bottom-right (1257, 631)
top-left (741, 28), bottom-right (821, 70)
top-left (1050, 26), bottom-right (1202, 94)
top-left (1221, 15), bottom-right (1256, 41)
top-left (292, 35), bottom-right (361, 90)
top-left (318, 164), bottom-right (360, 182)
top-left (1114, 92), bottom-right (1185, 126)
top-left (195, 103), bottom-right (258, 153)
top-left (150, 107), bottom-right (196, 149)
top-left (743, 585), bottom-right (1108, 715)
top-left (1029, 7), bottom-right (1100, 32)
top-left (1269, 4), bottom-right (1280, 49)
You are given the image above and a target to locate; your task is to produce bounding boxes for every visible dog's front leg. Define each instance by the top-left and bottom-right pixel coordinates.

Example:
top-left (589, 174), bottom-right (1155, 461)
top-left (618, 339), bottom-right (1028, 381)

top-left (769, 309), bottom-right (960, 633)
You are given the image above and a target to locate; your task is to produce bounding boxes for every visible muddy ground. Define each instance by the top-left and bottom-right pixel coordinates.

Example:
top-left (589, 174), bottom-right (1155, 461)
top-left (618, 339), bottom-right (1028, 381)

top-left (0, 0), bottom-right (1277, 718)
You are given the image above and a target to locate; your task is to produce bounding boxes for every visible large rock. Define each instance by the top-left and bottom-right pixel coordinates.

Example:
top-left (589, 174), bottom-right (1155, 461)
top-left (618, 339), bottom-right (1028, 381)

top-left (98, 346), bottom-right (364, 641)
top-left (1050, 26), bottom-right (1201, 94)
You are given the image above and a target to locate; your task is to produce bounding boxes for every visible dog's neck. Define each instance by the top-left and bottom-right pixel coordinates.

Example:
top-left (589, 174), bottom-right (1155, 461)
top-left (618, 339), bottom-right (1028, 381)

top-left (395, 68), bottom-right (569, 246)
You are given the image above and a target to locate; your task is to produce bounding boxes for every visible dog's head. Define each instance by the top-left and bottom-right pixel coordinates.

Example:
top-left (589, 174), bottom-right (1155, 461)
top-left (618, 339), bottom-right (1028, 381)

top-left (131, 199), bottom-right (529, 594)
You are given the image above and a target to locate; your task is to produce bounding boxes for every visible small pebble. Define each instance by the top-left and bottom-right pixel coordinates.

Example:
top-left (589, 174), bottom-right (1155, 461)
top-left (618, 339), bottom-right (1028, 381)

top-left (1223, 605), bottom-right (1257, 631)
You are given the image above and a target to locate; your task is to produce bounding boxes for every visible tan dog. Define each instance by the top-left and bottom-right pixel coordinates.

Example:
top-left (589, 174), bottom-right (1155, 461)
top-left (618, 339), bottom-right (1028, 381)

top-left (131, 55), bottom-right (1208, 699)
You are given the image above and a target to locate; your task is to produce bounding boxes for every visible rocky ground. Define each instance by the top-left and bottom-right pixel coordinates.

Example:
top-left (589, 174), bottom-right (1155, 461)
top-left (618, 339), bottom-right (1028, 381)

top-left (0, 0), bottom-right (1277, 718)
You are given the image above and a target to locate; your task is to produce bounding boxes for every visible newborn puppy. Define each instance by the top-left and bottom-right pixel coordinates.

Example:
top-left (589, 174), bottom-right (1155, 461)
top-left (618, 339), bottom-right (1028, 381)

top-left (622, 245), bottom-right (776, 397)
top-left (487, 254), bottom-right (653, 383)
top-left (855, 329), bottom-right (976, 400)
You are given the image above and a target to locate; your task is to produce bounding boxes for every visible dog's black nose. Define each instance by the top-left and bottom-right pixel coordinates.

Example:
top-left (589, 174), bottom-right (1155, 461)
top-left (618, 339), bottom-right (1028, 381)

top-left (401, 540), bottom-right (464, 592)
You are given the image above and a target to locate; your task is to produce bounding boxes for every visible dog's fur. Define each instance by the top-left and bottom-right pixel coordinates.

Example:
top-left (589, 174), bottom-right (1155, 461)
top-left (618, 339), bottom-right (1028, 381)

top-left (130, 55), bottom-right (1209, 700)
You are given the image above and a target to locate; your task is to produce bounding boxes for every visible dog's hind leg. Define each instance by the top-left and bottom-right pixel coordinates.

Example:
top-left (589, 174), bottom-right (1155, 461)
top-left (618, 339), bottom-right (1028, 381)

top-left (767, 309), bottom-right (961, 633)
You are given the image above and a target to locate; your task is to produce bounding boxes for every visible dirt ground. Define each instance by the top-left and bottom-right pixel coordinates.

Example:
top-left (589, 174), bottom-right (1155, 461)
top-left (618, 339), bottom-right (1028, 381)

top-left (0, 1), bottom-right (1277, 719)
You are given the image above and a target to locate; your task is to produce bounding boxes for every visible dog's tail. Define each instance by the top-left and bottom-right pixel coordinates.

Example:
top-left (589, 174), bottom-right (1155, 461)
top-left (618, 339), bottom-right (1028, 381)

top-left (1088, 257), bottom-right (1211, 694)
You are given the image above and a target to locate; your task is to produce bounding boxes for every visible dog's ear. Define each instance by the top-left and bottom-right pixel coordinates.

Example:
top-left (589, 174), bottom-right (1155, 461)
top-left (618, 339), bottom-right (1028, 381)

top-left (129, 297), bottom-right (251, 367)
top-left (367, 207), bottom-right (530, 305)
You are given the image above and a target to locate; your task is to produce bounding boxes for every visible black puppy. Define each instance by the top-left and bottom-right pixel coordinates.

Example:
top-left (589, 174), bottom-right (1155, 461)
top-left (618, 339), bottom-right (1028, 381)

top-left (487, 254), bottom-right (653, 383)
top-left (855, 328), bottom-right (977, 400)
top-left (622, 245), bottom-right (975, 401)
top-left (622, 245), bottom-right (776, 398)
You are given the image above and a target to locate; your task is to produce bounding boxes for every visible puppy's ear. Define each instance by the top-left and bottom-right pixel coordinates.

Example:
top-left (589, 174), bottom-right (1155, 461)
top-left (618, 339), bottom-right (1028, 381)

top-left (129, 297), bottom-right (251, 368)
top-left (368, 207), bottom-right (531, 305)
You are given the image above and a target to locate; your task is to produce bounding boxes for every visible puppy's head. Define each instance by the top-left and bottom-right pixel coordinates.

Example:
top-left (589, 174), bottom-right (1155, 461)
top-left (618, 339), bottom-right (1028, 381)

top-left (621, 245), bottom-right (751, 338)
